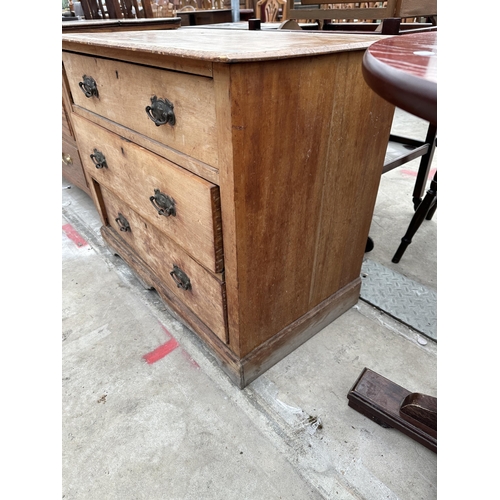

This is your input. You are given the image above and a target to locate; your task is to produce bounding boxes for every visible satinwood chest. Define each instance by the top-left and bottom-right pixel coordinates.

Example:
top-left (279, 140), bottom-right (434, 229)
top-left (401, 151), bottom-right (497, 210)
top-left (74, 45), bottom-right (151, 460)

top-left (62, 29), bottom-right (394, 387)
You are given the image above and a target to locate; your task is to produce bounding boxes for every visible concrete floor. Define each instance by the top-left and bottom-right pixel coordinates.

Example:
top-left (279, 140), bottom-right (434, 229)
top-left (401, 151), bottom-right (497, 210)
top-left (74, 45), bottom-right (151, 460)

top-left (62, 108), bottom-right (437, 499)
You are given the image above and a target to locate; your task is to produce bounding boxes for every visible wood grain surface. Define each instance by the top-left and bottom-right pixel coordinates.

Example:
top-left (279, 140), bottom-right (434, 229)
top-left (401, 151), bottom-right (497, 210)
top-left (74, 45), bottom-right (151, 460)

top-left (62, 29), bottom-right (390, 63)
top-left (214, 53), bottom-right (394, 357)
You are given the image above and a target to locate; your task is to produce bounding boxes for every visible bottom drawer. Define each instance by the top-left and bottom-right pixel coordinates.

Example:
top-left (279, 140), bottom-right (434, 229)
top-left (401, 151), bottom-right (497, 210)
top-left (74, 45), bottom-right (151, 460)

top-left (99, 184), bottom-right (228, 343)
top-left (62, 139), bottom-right (89, 194)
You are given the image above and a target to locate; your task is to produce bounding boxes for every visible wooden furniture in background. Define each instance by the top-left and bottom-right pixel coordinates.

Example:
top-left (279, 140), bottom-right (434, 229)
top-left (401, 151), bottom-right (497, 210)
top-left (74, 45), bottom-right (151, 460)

top-left (79, 0), bottom-right (155, 19)
top-left (363, 15), bottom-right (436, 257)
top-left (61, 16), bottom-right (181, 32)
top-left (76, 0), bottom-right (171, 20)
top-left (77, 0), bottom-right (253, 25)
top-left (255, 0), bottom-right (288, 22)
top-left (349, 33), bottom-right (437, 453)
top-left (286, 0), bottom-right (395, 27)
top-left (62, 29), bottom-right (395, 388)
top-left (176, 7), bottom-right (233, 25)
top-left (286, 0), bottom-right (437, 30)
top-left (381, 121), bottom-right (436, 212)
top-left (363, 30), bottom-right (437, 262)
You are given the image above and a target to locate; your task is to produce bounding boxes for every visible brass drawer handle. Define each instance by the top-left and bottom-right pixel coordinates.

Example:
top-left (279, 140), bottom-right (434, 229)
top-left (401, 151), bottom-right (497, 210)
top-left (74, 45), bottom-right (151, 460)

top-left (145, 96), bottom-right (176, 127)
top-left (170, 265), bottom-right (191, 291)
top-left (79, 75), bottom-right (98, 98)
top-left (90, 149), bottom-right (108, 169)
top-left (150, 188), bottom-right (176, 217)
top-left (62, 152), bottom-right (73, 165)
top-left (115, 213), bottom-right (131, 232)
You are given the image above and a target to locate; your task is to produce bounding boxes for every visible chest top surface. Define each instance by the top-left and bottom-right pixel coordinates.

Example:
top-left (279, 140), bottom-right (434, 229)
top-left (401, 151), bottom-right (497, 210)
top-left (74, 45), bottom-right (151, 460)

top-left (62, 29), bottom-right (390, 62)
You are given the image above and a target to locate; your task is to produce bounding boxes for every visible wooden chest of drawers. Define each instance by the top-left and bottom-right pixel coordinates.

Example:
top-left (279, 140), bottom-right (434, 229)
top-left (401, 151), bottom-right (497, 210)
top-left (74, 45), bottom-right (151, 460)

top-left (62, 29), bottom-right (395, 388)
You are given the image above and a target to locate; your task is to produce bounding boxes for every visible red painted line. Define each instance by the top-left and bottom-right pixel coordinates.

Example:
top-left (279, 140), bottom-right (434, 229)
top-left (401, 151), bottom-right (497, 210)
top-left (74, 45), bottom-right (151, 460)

top-left (62, 223), bottom-right (88, 247)
top-left (400, 169), bottom-right (417, 177)
top-left (143, 337), bottom-right (179, 364)
top-left (159, 324), bottom-right (198, 367)
top-left (181, 349), bottom-right (200, 369)
top-left (142, 323), bottom-right (198, 368)
top-left (400, 167), bottom-right (437, 179)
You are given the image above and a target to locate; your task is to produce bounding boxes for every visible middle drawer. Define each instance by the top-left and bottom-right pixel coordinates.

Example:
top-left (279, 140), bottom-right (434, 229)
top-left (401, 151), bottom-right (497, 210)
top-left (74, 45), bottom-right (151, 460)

top-left (73, 114), bottom-right (224, 274)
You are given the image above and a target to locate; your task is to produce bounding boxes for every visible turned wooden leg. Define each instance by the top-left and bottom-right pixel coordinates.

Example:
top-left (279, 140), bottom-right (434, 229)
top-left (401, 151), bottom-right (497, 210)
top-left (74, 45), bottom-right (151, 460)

top-left (425, 199), bottom-right (437, 221)
top-left (392, 171), bottom-right (437, 263)
top-left (412, 123), bottom-right (437, 210)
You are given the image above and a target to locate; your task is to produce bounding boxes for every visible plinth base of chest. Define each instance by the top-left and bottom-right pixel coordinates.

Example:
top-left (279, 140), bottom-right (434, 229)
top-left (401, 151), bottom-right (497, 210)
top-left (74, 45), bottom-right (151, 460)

top-left (102, 225), bottom-right (360, 388)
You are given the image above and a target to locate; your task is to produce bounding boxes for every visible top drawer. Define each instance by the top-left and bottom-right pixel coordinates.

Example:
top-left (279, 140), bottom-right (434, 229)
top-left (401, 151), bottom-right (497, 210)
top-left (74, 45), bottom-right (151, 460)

top-left (62, 51), bottom-right (219, 168)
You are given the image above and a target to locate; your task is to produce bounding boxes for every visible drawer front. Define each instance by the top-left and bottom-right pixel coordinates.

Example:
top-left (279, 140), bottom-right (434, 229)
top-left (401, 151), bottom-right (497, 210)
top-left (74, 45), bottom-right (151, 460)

top-left (62, 138), bottom-right (88, 192)
top-left (100, 185), bottom-right (228, 342)
top-left (62, 51), bottom-right (218, 167)
top-left (73, 114), bottom-right (223, 273)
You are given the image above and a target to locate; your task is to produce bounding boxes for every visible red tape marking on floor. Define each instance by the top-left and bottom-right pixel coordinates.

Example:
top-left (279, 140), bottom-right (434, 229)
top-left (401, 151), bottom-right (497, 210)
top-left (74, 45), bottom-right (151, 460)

top-left (143, 337), bottom-right (179, 364)
top-left (143, 324), bottom-right (198, 368)
top-left (400, 167), bottom-right (437, 179)
top-left (62, 223), bottom-right (88, 247)
top-left (181, 349), bottom-right (200, 369)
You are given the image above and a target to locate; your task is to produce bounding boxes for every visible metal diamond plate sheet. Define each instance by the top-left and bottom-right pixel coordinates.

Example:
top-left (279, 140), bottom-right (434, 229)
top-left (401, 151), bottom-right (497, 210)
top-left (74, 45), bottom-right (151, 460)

top-left (360, 259), bottom-right (437, 341)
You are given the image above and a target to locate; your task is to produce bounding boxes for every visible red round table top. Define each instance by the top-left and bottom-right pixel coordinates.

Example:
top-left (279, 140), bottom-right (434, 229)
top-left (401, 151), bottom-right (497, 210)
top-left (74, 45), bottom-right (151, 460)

top-left (362, 32), bottom-right (437, 125)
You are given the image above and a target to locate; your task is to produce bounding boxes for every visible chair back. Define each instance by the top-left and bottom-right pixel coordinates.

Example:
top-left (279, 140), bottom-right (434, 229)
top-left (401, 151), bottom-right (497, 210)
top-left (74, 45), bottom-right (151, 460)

top-left (286, 0), bottom-right (436, 24)
top-left (79, 0), bottom-right (156, 19)
top-left (200, 0), bottom-right (224, 8)
top-left (256, 0), bottom-right (288, 22)
top-left (287, 0), bottom-right (396, 23)
top-left (397, 0), bottom-right (437, 18)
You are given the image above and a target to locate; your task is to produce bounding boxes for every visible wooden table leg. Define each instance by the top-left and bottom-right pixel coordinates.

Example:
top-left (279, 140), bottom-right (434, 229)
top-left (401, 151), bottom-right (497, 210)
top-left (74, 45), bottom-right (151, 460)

top-left (392, 171), bottom-right (437, 263)
top-left (347, 367), bottom-right (437, 453)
